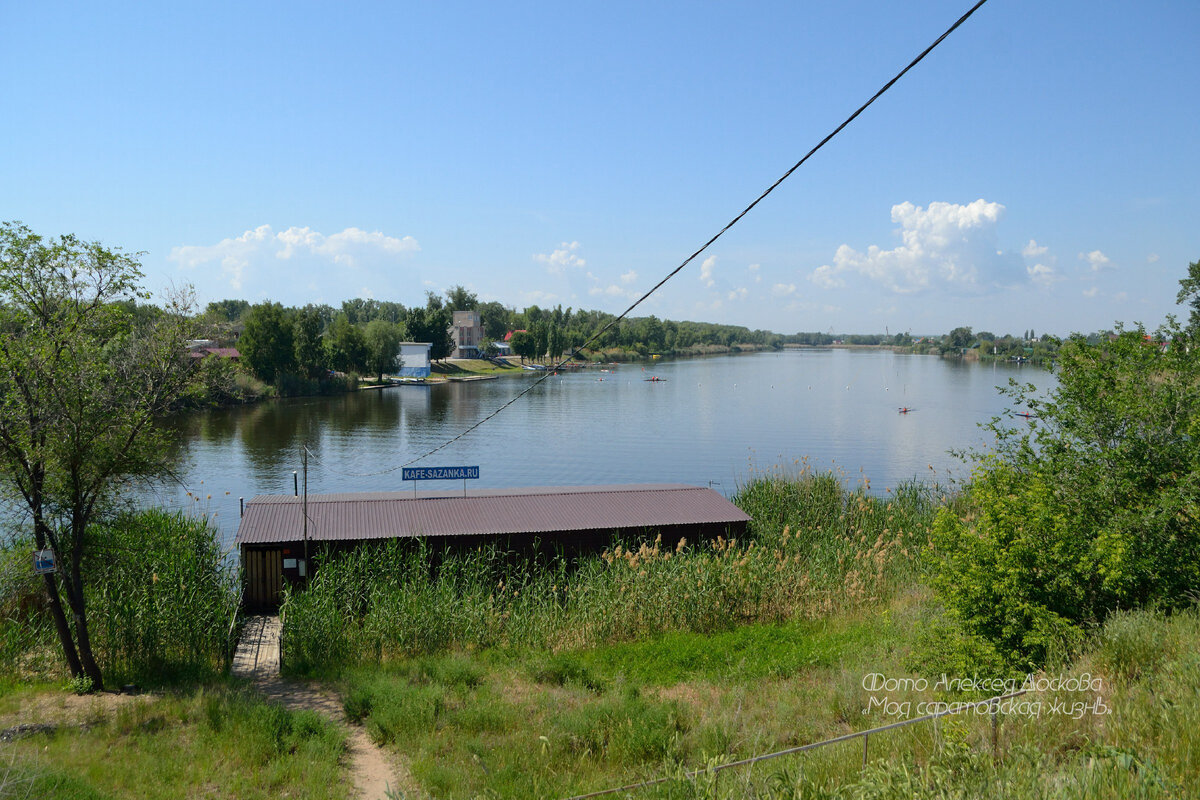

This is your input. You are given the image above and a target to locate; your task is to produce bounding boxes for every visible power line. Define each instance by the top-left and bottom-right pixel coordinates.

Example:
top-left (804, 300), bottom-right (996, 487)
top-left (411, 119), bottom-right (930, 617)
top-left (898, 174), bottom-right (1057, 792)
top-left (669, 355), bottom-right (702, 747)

top-left (322, 0), bottom-right (993, 479)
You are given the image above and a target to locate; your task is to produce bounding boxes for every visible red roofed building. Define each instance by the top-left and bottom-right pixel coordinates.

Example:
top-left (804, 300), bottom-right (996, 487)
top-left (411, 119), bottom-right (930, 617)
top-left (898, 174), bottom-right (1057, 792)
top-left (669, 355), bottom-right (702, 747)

top-left (236, 484), bottom-right (751, 608)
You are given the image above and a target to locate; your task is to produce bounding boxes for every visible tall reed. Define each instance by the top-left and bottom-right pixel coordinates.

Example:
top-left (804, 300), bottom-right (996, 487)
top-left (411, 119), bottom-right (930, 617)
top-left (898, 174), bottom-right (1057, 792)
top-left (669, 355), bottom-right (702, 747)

top-left (281, 471), bottom-right (949, 674)
top-left (85, 509), bottom-right (241, 684)
top-left (0, 537), bottom-right (57, 681)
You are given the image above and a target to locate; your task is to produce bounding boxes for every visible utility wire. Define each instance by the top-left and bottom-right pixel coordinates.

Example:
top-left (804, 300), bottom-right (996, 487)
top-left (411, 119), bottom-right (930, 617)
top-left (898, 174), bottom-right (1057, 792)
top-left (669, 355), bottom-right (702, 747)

top-left (329, 0), bottom-right (992, 479)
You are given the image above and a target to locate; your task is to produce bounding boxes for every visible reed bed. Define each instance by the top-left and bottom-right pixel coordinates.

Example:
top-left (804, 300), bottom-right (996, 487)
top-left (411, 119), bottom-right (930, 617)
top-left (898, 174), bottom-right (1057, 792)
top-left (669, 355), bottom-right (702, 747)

top-left (84, 509), bottom-right (241, 685)
top-left (280, 470), bottom-right (950, 674)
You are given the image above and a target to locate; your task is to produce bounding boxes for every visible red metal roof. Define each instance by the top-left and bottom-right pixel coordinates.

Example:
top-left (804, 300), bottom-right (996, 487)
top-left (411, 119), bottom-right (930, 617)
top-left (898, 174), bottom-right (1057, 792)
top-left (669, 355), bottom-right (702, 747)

top-left (235, 484), bottom-right (750, 545)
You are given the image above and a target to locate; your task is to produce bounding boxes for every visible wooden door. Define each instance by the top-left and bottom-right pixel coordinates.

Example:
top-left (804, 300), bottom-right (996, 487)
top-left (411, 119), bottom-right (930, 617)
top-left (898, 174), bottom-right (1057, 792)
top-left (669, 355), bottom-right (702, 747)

top-left (244, 548), bottom-right (283, 609)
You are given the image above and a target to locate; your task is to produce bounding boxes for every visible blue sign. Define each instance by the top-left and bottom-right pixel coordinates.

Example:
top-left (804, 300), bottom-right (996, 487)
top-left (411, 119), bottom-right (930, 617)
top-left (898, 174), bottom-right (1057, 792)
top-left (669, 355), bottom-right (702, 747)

top-left (34, 549), bottom-right (56, 574)
top-left (402, 466), bottom-right (480, 481)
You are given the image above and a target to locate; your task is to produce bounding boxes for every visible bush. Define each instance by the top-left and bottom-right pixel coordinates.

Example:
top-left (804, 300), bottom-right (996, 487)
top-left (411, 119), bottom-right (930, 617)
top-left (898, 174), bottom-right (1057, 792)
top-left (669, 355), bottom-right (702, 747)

top-left (931, 320), bottom-right (1200, 666)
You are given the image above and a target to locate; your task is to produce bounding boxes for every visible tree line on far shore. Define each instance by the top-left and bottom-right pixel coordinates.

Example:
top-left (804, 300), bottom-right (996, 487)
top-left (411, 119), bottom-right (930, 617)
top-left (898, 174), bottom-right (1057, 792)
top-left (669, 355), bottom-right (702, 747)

top-left (191, 288), bottom-right (788, 400)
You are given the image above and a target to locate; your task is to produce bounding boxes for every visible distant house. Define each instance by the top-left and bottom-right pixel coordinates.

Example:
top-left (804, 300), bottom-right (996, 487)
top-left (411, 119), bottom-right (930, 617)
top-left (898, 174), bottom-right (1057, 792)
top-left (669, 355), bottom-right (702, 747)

top-left (187, 340), bottom-right (241, 363)
top-left (449, 310), bottom-right (483, 358)
top-left (397, 342), bottom-right (432, 377)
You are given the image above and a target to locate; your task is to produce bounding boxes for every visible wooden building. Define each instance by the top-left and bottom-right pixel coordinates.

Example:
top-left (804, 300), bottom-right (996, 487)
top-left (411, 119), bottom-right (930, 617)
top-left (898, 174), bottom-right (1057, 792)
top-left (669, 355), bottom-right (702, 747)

top-left (235, 483), bottom-right (751, 609)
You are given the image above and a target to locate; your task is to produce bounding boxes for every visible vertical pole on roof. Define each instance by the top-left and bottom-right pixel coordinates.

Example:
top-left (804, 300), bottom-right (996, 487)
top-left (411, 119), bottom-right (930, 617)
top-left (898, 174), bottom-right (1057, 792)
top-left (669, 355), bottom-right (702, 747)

top-left (302, 447), bottom-right (309, 584)
top-left (239, 497), bottom-right (244, 518)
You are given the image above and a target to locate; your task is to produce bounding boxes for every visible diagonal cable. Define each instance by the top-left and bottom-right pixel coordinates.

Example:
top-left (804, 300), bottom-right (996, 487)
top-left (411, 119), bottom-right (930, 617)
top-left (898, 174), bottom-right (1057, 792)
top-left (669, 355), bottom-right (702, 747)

top-left (338, 0), bottom-right (992, 478)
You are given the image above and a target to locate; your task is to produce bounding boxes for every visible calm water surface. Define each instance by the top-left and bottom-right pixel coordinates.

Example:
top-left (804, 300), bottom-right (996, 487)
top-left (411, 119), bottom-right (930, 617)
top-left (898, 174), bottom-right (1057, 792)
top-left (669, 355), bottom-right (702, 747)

top-left (154, 350), bottom-right (1055, 549)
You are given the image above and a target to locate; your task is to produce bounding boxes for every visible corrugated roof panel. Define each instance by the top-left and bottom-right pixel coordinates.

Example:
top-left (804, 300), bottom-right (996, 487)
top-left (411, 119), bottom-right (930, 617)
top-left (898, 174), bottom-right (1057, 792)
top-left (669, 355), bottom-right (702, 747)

top-left (235, 484), bottom-right (750, 545)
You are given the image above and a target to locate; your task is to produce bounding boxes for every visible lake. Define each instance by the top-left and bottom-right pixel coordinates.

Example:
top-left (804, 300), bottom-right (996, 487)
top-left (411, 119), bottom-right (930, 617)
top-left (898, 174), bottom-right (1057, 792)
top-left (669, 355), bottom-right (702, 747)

top-left (155, 349), bottom-right (1056, 551)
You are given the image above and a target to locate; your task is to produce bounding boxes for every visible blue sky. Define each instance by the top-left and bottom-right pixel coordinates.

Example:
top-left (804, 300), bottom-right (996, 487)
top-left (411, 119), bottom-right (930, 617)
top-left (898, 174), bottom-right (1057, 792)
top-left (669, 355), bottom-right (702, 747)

top-left (3, 0), bottom-right (1197, 336)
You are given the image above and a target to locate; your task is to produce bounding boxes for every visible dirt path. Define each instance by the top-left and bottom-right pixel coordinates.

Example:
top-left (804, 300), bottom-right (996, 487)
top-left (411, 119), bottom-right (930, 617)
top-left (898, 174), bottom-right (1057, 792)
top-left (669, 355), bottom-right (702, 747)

top-left (233, 615), bottom-right (415, 799)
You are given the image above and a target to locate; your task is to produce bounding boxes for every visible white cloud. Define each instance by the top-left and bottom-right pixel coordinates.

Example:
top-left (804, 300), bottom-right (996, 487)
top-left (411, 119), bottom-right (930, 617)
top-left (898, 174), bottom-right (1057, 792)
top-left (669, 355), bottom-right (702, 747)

top-left (620, 270), bottom-right (638, 284)
top-left (1114, 291), bottom-right (1128, 302)
top-left (1148, 253), bottom-right (1160, 264)
top-left (748, 263), bottom-right (762, 283)
top-left (1083, 286), bottom-right (1100, 298)
top-left (808, 200), bottom-right (1024, 294)
top-left (521, 289), bottom-right (561, 304)
top-left (1027, 263), bottom-right (1061, 287)
top-left (170, 224), bottom-right (419, 295)
top-left (771, 283), bottom-right (797, 296)
top-left (1080, 250), bottom-right (1113, 271)
top-left (809, 263), bottom-right (845, 289)
top-left (1022, 239), bottom-right (1048, 258)
top-left (276, 225), bottom-right (418, 267)
top-left (534, 241), bottom-right (586, 273)
top-left (588, 281), bottom-right (637, 299)
top-left (699, 256), bottom-right (716, 287)
top-left (727, 287), bottom-right (748, 301)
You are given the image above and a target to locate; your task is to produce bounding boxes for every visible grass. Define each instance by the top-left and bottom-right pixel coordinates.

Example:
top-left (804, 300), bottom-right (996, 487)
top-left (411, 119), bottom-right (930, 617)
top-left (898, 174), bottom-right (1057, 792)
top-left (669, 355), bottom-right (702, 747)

top-left (5, 471), bottom-right (1198, 798)
top-left (324, 598), bottom-right (1199, 799)
top-left (0, 684), bottom-right (347, 800)
top-left (280, 468), bottom-right (948, 673)
top-left (84, 510), bottom-right (241, 687)
top-left (430, 358), bottom-right (520, 376)
top-left (278, 469), bottom-right (1196, 798)
top-left (1, 510), bottom-right (240, 691)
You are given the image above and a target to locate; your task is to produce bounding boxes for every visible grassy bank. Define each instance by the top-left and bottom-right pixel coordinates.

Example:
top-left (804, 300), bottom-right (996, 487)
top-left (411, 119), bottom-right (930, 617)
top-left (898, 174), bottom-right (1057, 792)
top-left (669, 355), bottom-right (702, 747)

top-left (4, 471), bottom-right (1196, 797)
top-left (275, 468), bottom-right (1197, 798)
top-left (279, 469), bottom-right (948, 672)
top-left (328, 601), bottom-right (1198, 799)
top-left (0, 684), bottom-right (346, 800)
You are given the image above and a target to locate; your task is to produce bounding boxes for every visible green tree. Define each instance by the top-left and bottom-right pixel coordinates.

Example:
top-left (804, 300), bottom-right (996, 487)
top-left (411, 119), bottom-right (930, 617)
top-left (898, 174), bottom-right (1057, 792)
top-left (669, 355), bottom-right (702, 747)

top-left (508, 330), bottom-right (536, 362)
top-left (364, 319), bottom-right (403, 380)
top-left (204, 298), bottom-right (249, 322)
top-left (532, 322), bottom-right (549, 361)
top-left (933, 307), bottom-right (1200, 666)
top-left (292, 307), bottom-right (326, 379)
top-left (1175, 257), bottom-right (1200, 333)
top-left (444, 284), bottom-right (478, 313)
top-left (0, 222), bottom-right (195, 688)
top-left (239, 302), bottom-right (295, 382)
top-left (943, 326), bottom-right (973, 353)
top-left (324, 314), bottom-right (367, 374)
top-left (407, 305), bottom-right (453, 362)
top-left (477, 300), bottom-right (511, 340)
top-left (341, 298), bottom-right (380, 326)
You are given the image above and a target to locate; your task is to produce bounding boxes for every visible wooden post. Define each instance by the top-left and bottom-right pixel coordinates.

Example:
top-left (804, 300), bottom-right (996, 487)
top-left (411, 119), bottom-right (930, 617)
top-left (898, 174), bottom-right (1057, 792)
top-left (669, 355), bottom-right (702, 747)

top-left (991, 699), bottom-right (999, 764)
top-left (302, 447), bottom-right (308, 583)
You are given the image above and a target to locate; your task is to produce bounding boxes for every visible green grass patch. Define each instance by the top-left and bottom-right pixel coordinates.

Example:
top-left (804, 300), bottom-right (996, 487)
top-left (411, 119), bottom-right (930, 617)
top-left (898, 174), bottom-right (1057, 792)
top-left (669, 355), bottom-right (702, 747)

top-left (431, 358), bottom-right (518, 375)
top-left (2, 685), bottom-right (347, 800)
top-left (574, 615), bottom-right (886, 686)
top-left (330, 599), bottom-right (1200, 799)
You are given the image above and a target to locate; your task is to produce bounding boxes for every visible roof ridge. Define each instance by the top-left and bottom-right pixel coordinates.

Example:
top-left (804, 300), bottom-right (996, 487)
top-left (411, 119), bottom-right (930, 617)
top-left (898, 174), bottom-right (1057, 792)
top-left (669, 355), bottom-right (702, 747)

top-left (250, 484), bottom-right (703, 504)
